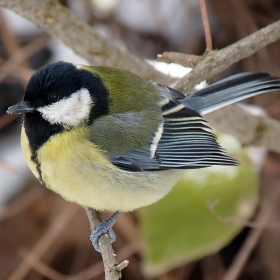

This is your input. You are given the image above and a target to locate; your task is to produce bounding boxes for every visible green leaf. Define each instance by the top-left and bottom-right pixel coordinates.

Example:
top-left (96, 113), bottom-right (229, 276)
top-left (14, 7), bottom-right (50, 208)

top-left (139, 134), bottom-right (259, 276)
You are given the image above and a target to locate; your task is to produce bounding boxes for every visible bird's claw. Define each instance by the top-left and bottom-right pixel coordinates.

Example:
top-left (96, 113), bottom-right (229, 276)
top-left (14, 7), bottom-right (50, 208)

top-left (90, 212), bottom-right (120, 252)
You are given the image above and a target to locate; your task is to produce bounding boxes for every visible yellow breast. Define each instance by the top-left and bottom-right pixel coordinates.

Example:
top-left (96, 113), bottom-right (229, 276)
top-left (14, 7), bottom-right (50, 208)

top-left (21, 125), bottom-right (181, 212)
top-left (21, 126), bottom-right (41, 181)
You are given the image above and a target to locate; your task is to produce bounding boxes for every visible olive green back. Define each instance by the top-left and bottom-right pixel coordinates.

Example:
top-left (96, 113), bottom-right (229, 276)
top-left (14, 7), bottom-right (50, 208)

top-left (81, 65), bottom-right (160, 114)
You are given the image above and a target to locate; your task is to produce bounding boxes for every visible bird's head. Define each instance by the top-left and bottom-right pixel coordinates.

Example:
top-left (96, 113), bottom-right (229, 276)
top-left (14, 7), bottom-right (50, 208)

top-left (7, 61), bottom-right (109, 129)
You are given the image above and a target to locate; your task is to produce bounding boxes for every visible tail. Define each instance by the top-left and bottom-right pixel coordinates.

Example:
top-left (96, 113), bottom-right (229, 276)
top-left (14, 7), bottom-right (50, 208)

top-left (182, 72), bottom-right (280, 115)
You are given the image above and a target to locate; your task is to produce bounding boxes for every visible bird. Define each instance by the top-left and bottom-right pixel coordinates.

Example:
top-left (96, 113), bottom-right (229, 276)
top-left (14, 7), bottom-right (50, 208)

top-left (7, 61), bottom-right (280, 251)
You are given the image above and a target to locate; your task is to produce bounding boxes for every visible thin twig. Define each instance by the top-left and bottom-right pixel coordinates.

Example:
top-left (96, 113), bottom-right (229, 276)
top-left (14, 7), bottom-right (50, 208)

top-left (84, 208), bottom-right (127, 280)
top-left (199, 0), bottom-right (213, 50)
top-left (70, 241), bottom-right (140, 280)
top-left (115, 260), bottom-right (129, 272)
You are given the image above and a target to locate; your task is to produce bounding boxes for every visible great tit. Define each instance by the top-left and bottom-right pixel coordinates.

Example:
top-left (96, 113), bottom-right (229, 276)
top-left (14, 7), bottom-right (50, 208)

top-left (7, 61), bottom-right (280, 251)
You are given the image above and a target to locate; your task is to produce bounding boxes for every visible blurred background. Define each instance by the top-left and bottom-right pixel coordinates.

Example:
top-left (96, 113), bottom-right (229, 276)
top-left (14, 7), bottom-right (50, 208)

top-left (1, 0), bottom-right (280, 279)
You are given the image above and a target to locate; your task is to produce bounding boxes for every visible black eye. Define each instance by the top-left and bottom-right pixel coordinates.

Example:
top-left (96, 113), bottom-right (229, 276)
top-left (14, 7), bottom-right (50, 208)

top-left (48, 94), bottom-right (59, 103)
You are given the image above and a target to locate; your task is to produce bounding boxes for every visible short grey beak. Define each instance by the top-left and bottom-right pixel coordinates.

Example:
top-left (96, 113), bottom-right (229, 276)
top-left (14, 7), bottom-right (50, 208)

top-left (6, 101), bottom-right (35, 114)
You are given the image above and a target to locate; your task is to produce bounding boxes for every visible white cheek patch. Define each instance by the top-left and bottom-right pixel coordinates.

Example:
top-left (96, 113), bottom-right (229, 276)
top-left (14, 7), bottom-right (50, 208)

top-left (37, 88), bottom-right (93, 128)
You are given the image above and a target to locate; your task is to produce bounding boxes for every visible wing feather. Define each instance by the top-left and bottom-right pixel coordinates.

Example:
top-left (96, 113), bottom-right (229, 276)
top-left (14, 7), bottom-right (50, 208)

top-left (109, 84), bottom-right (237, 171)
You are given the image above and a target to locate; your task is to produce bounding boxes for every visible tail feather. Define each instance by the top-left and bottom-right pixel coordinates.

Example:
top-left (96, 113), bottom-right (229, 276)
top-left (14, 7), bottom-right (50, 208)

top-left (182, 73), bottom-right (280, 115)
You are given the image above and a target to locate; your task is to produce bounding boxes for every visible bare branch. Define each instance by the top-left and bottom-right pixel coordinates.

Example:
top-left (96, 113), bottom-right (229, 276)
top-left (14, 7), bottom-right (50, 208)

top-left (170, 19), bottom-right (280, 93)
top-left (0, 0), bottom-right (170, 84)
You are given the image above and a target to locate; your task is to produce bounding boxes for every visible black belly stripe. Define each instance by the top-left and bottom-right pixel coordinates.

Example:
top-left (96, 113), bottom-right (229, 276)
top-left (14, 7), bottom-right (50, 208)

top-left (30, 151), bottom-right (45, 185)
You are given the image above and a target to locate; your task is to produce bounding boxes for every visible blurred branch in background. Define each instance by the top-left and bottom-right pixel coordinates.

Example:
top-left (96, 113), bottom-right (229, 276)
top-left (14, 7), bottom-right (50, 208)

top-left (0, 34), bottom-right (50, 85)
top-left (6, 203), bottom-right (80, 280)
top-left (0, 34), bottom-right (50, 130)
top-left (0, 9), bottom-right (30, 86)
top-left (0, 0), bottom-right (170, 84)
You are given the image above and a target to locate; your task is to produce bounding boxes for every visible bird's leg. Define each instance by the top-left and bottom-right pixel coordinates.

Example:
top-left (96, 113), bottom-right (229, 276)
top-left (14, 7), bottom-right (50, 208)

top-left (90, 211), bottom-right (121, 252)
